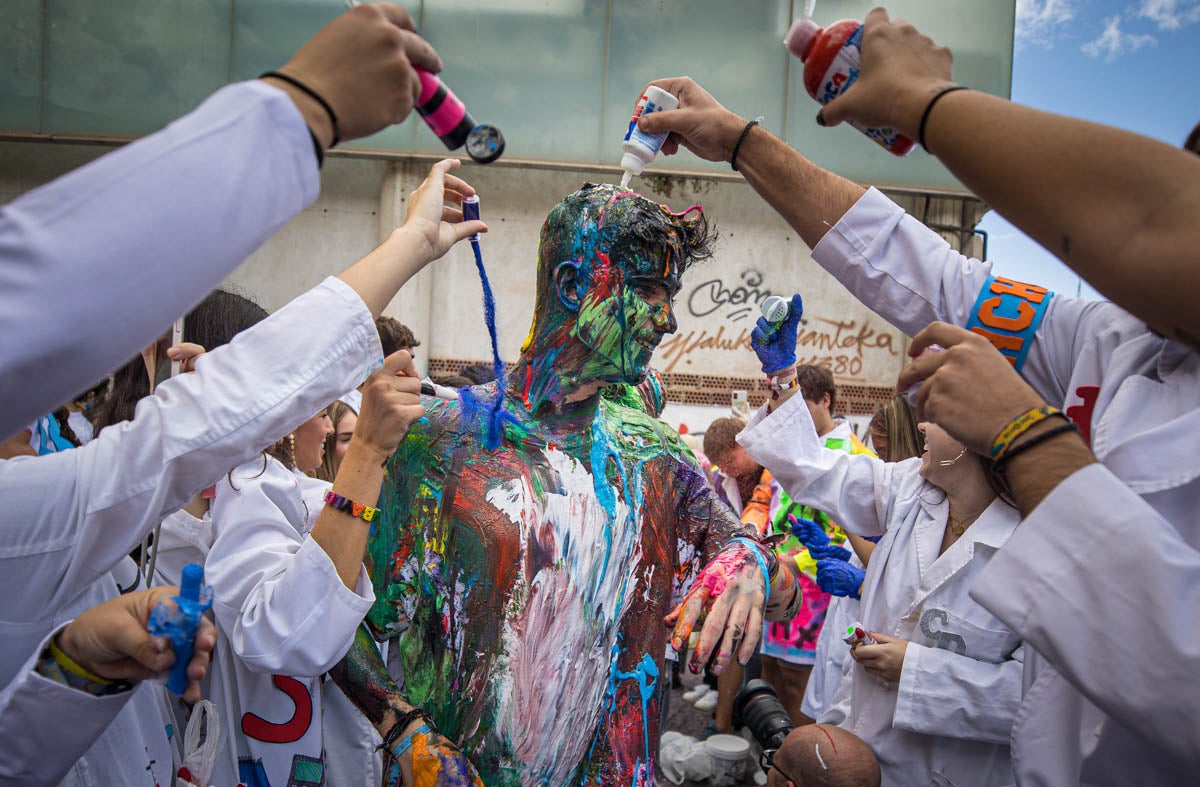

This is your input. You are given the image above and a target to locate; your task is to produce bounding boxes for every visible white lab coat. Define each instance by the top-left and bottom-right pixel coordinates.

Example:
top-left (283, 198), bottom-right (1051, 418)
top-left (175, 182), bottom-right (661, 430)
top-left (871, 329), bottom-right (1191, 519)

top-left (808, 187), bottom-right (1200, 783)
top-left (740, 393), bottom-right (1023, 786)
top-left (0, 629), bottom-right (133, 786)
top-left (197, 457), bottom-right (375, 786)
top-left (0, 80), bottom-right (318, 440)
top-left (0, 277), bottom-right (380, 785)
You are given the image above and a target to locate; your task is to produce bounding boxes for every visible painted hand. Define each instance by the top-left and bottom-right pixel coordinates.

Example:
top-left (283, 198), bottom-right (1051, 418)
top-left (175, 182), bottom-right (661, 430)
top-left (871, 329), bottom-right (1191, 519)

top-left (664, 542), bottom-right (766, 675)
top-left (818, 8), bottom-right (956, 139)
top-left (815, 558), bottom-right (864, 599)
top-left (750, 293), bottom-right (803, 375)
top-left (897, 321), bottom-right (1050, 455)
top-left (850, 632), bottom-right (909, 684)
top-left (388, 725), bottom-right (483, 787)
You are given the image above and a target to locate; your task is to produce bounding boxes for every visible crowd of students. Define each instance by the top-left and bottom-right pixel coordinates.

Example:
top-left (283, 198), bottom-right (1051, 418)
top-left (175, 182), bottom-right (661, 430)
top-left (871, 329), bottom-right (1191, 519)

top-left (0, 4), bottom-right (1197, 786)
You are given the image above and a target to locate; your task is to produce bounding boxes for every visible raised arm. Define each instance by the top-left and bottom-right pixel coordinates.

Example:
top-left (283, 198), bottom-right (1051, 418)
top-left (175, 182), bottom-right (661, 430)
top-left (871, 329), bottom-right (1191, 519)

top-left (0, 3), bottom-right (445, 438)
top-left (815, 7), bottom-right (1200, 350)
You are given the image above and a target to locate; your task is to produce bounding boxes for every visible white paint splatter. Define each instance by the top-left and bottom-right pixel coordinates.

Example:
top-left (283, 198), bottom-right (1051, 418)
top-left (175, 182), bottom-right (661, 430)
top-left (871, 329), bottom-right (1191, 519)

top-left (814, 742), bottom-right (828, 771)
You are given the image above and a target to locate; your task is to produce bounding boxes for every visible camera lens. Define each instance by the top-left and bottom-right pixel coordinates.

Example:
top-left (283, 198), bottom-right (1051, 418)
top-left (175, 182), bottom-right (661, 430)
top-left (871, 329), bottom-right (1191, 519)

top-left (734, 679), bottom-right (795, 754)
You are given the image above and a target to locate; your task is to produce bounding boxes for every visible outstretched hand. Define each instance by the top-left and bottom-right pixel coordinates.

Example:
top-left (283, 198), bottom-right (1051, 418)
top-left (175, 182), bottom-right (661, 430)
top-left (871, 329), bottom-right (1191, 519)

top-left (818, 7), bottom-right (957, 138)
top-left (400, 159), bottom-right (489, 266)
top-left (750, 293), bottom-right (804, 375)
top-left (635, 77), bottom-right (747, 162)
top-left (664, 542), bottom-right (768, 674)
top-left (788, 514), bottom-right (851, 561)
top-left (389, 725), bottom-right (483, 787)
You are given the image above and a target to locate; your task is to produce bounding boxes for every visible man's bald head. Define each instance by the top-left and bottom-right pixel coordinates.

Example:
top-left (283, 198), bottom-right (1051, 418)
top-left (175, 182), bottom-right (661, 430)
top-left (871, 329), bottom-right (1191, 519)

top-left (767, 725), bottom-right (880, 787)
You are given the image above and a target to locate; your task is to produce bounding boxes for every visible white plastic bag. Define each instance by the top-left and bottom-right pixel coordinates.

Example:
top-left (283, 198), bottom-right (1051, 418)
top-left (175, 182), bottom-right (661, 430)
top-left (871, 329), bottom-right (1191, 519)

top-left (175, 699), bottom-right (222, 787)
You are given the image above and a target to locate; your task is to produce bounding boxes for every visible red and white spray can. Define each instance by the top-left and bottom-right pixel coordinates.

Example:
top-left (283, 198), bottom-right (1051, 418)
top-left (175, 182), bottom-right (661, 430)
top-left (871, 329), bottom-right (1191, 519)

top-left (785, 17), bottom-right (915, 156)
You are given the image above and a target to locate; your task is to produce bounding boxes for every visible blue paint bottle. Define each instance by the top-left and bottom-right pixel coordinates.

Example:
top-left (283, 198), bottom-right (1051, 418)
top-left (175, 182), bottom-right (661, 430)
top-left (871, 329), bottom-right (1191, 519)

top-left (147, 563), bottom-right (212, 695)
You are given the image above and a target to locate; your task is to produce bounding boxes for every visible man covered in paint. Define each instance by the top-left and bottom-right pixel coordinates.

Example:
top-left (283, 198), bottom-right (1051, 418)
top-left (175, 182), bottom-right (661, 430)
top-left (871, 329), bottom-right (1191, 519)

top-left (332, 183), bottom-right (801, 786)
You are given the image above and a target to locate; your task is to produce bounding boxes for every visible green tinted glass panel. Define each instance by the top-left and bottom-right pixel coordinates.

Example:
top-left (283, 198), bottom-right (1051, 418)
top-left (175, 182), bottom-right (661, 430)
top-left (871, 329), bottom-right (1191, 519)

top-left (606, 0), bottom-right (793, 173)
top-left (0, 0), bottom-right (42, 131)
top-left (43, 0), bottom-right (231, 136)
top-left (405, 0), bottom-right (608, 162)
top-left (783, 0), bottom-right (1014, 191)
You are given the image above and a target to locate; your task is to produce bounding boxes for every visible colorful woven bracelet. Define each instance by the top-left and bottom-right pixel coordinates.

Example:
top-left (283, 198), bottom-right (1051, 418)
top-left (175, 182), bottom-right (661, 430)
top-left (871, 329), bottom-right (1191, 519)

top-left (991, 406), bottom-right (1066, 458)
top-left (324, 490), bottom-right (378, 523)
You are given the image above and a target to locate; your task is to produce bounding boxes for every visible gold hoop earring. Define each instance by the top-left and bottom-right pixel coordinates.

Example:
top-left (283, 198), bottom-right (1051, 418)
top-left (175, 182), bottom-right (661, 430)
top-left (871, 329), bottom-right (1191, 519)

top-left (939, 447), bottom-right (967, 467)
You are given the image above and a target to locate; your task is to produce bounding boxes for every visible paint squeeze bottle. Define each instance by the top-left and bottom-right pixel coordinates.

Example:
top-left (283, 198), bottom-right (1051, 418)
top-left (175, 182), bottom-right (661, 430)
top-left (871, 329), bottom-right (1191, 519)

top-left (761, 295), bottom-right (790, 325)
top-left (842, 621), bottom-right (878, 647)
top-left (147, 563), bottom-right (213, 695)
top-left (415, 68), bottom-right (505, 164)
top-left (620, 86), bottom-right (680, 188)
top-left (784, 17), bottom-right (915, 156)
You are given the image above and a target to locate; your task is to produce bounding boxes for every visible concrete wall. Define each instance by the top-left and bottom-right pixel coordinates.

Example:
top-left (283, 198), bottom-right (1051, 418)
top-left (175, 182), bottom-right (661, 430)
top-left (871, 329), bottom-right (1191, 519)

top-left (0, 141), bottom-right (986, 422)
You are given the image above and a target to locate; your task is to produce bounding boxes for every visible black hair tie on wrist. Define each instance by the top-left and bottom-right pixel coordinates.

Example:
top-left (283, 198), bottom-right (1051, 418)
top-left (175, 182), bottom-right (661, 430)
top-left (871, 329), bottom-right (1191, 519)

top-left (261, 70), bottom-right (341, 150)
top-left (730, 119), bottom-right (760, 172)
top-left (918, 85), bottom-right (969, 153)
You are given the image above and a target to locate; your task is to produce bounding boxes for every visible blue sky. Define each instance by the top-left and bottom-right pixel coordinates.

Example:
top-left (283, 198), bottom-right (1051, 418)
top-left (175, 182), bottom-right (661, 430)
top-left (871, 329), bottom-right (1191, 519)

top-left (979, 0), bottom-right (1200, 300)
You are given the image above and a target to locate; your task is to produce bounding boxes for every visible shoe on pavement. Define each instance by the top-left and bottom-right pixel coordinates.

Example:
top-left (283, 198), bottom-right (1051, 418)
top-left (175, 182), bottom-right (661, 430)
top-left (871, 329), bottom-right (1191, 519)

top-left (694, 691), bottom-right (719, 712)
top-left (681, 684), bottom-right (711, 703)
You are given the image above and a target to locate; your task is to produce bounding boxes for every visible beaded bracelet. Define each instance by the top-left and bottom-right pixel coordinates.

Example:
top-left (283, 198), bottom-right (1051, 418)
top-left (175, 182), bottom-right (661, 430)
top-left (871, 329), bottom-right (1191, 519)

top-left (730, 119), bottom-right (761, 172)
top-left (991, 406), bottom-right (1067, 458)
top-left (324, 490), bottom-right (378, 523)
top-left (991, 421), bottom-right (1081, 475)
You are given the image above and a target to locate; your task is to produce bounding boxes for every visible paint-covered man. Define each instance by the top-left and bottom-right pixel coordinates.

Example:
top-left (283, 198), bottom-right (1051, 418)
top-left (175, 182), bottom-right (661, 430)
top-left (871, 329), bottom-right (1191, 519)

top-left (332, 183), bottom-right (800, 786)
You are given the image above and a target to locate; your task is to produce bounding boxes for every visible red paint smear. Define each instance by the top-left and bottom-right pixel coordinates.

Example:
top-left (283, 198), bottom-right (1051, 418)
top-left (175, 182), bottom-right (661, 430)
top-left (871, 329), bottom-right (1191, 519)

top-left (817, 724), bottom-right (838, 755)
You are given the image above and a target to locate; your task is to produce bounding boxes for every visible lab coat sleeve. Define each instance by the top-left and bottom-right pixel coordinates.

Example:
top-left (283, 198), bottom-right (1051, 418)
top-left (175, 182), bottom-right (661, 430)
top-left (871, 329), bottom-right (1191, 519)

top-left (0, 277), bottom-right (381, 623)
top-left (808, 188), bottom-right (1135, 408)
top-left (970, 463), bottom-right (1200, 761)
top-left (0, 627), bottom-right (134, 785)
top-left (809, 187), bottom-right (992, 337)
top-left (206, 461), bottom-right (374, 676)
top-left (738, 394), bottom-right (916, 539)
top-left (0, 81), bottom-right (319, 440)
top-left (894, 642), bottom-right (1023, 745)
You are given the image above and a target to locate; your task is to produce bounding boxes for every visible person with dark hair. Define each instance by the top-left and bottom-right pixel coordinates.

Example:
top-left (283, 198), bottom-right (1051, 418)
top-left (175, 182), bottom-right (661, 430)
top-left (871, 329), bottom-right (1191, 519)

top-left (375, 316), bottom-right (421, 359)
top-left (0, 3), bottom-right (446, 441)
top-left (458, 361), bottom-right (499, 385)
top-left (737, 296), bottom-right (1024, 785)
top-left (328, 183), bottom-right (800, 785)
top-left (0, 158), bottom-right (485, 784)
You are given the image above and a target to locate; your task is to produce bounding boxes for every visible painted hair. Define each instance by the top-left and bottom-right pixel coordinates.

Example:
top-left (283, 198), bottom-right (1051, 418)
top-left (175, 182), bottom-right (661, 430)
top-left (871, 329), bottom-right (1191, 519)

top-left (869, 394), bottom-right (924, 463)
top-left (528, 183), bottom-right (715, 330)
top-left (703, 416), bottom-right (746, 463)
top-left (91, 289), bottom-right (268, 434)
top-left (795, 364), bottom-right (837, 412)
top-left (375, 316), bottom-right (420, 357)
top-left (1185, 120), bottom-right (1200, 155)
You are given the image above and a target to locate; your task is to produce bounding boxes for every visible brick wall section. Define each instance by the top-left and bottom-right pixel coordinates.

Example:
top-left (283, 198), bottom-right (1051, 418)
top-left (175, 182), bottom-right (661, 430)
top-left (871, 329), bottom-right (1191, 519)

top-left (427, 359), bottom-right (896, 416)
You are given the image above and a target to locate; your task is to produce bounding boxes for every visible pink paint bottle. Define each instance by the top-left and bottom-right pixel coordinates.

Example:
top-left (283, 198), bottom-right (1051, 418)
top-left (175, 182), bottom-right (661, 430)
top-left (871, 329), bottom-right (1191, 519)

top-left (415, 67), bottom-right (505, 163)
top-left (785, 17), bottom-right (915, 156)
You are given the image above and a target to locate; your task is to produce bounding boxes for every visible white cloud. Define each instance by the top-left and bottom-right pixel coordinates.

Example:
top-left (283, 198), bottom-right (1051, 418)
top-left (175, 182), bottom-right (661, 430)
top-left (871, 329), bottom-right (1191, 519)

top-left (1138, 0), bottom-right (1200, 30)
top-left (1082, 15), bottom-right (1157, 60)
top-left (1015, 0), bottom-right (1080, 48)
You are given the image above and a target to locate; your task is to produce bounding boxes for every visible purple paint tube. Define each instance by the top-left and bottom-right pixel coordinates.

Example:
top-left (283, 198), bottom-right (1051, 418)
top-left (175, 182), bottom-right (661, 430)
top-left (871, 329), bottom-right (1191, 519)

top-left (147, 563), bottom-right (212, 696)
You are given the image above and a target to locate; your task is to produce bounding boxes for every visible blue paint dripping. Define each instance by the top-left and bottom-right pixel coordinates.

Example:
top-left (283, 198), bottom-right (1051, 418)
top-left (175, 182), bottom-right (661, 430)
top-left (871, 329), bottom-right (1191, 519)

top-left (468, 232), bottom-right (510, 450)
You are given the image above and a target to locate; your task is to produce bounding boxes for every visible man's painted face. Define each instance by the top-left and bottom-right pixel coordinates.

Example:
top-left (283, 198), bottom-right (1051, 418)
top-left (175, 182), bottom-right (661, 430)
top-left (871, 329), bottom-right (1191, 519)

top-left (573, 249), bottom-right (681, 384)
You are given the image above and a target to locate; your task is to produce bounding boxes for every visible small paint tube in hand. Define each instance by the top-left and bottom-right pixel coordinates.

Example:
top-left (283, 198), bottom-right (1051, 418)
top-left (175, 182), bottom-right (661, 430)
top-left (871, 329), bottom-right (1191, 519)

top-left (147, 563), bottom-right (213, 695)
top-left (905, 343), bottom-right (944, 407)
top-left (842, 621), bottom-right (877, 647)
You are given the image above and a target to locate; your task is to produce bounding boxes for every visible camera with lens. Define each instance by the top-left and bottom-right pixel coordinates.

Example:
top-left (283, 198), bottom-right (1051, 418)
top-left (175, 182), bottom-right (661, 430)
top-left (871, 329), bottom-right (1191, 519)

top-left (734, 678), bottom-right (795, 773)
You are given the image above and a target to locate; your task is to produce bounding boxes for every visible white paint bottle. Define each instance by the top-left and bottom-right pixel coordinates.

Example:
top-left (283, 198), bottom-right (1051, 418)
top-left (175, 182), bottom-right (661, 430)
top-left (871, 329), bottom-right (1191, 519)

top-left (620, 86), bottom-right (680, 188)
